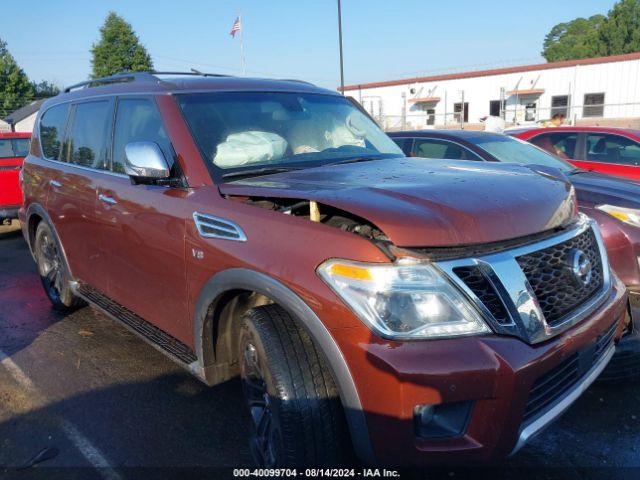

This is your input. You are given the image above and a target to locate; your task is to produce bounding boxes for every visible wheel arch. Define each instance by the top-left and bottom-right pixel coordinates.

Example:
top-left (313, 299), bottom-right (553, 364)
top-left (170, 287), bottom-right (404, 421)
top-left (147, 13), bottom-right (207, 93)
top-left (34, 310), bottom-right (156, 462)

top-left (193, 268), bottom-right (376, 465)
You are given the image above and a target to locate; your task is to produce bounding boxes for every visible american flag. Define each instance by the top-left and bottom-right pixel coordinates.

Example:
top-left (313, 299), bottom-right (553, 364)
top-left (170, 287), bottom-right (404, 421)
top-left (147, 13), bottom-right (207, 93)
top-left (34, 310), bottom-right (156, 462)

top-left (230, 17), bottom-right (241, 37)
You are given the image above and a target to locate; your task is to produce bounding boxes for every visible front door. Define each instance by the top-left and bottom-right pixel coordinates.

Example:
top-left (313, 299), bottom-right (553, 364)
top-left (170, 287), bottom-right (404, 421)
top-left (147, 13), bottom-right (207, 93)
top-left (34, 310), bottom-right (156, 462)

top-left (95, 96), bottom-right (190, 342)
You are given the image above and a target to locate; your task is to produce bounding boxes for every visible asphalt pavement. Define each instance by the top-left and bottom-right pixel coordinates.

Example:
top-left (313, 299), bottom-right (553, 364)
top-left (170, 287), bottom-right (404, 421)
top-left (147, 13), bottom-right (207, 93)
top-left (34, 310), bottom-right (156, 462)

top-left (0, 220), bottom-right (638, 479)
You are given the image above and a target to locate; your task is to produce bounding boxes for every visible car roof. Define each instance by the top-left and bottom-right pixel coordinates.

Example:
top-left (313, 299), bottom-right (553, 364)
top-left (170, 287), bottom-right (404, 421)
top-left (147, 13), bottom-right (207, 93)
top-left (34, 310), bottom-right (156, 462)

top-left (41, 72), bottom-right (339, 111)
top-left (512, 126), bottom-right (640, 138)
top-left (388, 129), bottom-right (507, 142)
top-left (0, 132), bottom-right (31, 138)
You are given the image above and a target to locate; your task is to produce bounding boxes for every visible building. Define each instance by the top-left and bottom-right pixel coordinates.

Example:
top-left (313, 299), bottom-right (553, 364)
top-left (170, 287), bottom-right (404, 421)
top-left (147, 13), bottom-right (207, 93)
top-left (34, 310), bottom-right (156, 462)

top-left (340, 52), bottom-right (640, 131)
top-left (0, 119), bottom-right (10, 133)
top-left (4, 99), bottom-right (46, 133)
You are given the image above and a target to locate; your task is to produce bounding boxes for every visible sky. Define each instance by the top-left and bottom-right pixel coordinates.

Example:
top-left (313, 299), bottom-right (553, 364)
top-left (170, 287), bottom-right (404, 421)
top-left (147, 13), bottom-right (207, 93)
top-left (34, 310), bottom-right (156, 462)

top-left (0, 0), bottom-right (619, 91)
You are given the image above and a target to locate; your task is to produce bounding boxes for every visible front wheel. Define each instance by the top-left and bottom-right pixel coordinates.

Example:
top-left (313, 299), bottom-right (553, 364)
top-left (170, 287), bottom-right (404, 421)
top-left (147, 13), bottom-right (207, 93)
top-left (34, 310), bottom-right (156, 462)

top-left (239, 304), bottom-right (352, 467)
top-left (34, 221), bottom-right (84, 312)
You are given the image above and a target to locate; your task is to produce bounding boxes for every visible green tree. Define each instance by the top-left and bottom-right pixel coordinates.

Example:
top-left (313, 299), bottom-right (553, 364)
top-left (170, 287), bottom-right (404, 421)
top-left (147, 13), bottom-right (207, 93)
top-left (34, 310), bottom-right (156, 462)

top-left (91, 12), bottom-right (153, 78)
top-left (32, 80), bottom-right (60, 98)
top-left (542, 15), bottom-right (605, 62)
top-left (0, 37), bottom-right (35, 117)
top-left (598, 0), bottom-right (640, 56)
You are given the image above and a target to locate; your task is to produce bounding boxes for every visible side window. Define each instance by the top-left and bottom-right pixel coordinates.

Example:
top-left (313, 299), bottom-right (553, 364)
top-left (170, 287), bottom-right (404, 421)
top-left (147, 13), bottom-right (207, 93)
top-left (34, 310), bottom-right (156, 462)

top-left (391, 137), bottom-right (412, 156)
top-left (586, 133), bottom-right (640, 166)
top-left (12, 138), bottom-right (30, 157)
top-left (530, 133), bottom-right (579, 160)
top-left (412, 139), bottom-right (482, 161)
top-left (65, 101), bottom-right (112, 169)
top-left (39, 103), bottom-right (70, 160)
top-left (112, 98), bottom-right (172, 174)
top-left (0, 139), bottom-right (14, 158)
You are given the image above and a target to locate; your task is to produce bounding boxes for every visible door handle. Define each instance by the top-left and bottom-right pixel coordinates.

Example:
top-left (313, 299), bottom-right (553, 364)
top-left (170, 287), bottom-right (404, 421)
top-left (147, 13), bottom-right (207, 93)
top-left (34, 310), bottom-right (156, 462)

top-left (98, 194), bottom-right (117, 205)
top-left (50, 180), bottom-right (62, 188)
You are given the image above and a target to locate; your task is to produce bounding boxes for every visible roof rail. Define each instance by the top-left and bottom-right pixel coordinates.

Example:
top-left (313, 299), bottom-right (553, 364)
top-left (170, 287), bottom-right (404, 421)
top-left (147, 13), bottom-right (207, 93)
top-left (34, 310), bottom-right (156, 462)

top-left (63, 70), bottom-right (233, 93)
top-left (278, 78), bottom-right (316, 86)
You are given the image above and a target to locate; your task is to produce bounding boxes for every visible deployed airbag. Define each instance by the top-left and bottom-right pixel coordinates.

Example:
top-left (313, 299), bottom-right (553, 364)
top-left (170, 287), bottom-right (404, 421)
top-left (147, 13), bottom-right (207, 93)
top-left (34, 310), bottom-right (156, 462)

top-left (214, 131), bottom-right (288, 167)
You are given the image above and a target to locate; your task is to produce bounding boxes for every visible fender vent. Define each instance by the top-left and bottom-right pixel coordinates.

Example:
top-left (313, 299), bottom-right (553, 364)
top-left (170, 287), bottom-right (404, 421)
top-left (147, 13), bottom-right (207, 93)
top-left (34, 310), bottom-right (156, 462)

top-left (193, 212), bottom-right (247, 241)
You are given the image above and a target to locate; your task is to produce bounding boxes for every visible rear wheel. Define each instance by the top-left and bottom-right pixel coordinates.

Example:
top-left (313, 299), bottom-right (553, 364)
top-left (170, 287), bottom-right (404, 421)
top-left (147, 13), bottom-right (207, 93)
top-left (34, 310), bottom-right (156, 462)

top-left (34, 222), bottom-right (84, 312)
top-left (239, 304), bottom-right (351, 467)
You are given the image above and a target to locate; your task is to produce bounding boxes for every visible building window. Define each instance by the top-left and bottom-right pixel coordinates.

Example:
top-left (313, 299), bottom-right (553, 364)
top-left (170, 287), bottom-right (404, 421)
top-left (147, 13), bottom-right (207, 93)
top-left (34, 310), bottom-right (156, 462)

top-left (583, 93), bottom-right (605, 117)
top-left (551, 95), bottom-right (570, 118)
top-left (525, 103), bottom-right (537, 122)
top-left (426, 108), bottom-right (435, 126)
top-left (489, 100), bottom-right (504, 117)
top-left (453, 102), bottom-right (469, 123)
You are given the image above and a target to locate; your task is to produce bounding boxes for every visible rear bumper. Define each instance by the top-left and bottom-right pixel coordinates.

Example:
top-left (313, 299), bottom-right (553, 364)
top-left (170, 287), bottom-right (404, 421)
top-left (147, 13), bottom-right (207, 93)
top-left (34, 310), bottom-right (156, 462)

top-left (0, 206), bottom-right (19, 220)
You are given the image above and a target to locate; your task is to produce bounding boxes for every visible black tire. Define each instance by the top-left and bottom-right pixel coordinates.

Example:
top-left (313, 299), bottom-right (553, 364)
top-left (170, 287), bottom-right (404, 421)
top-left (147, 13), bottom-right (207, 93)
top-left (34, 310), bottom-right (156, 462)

top-left (34, 221), bottom-right (85, 312)
top-left (239, 304), bottom-right (352, 467)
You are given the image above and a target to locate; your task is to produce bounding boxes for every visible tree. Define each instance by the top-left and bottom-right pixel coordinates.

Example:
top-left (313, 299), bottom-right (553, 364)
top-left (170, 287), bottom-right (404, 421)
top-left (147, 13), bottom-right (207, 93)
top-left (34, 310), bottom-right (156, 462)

top-left (32, 80), bottom-right (60, 98)
top-left (542, 15), bottom-right (605, 62)
top-left (598, 0), bottom-right (640, 56)
top-left (91, 12), bottom-right (153, 78)
top-left (0, 37), bottom-right (35, 117)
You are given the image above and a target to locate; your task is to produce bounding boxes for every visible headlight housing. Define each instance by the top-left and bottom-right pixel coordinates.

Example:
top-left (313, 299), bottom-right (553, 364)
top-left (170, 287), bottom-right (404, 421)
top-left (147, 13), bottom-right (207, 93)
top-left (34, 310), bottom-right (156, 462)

top-left (317, 259), bottom-right (490, 340)
top-left (596, 204), bottom-right (640, 228)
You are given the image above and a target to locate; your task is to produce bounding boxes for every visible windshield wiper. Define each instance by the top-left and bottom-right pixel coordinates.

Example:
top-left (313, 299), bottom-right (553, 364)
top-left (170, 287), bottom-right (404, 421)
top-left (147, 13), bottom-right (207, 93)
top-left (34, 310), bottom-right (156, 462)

top-left (221, 166), bottom-right (301, 180)
top-left (322, 156), bottom-right (388, 167)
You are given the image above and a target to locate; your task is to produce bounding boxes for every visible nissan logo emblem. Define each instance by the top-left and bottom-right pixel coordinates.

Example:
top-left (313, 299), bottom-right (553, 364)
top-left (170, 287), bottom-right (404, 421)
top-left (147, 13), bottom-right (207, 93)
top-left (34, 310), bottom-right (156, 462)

top-left (569, 249), bottom-right (593, 286)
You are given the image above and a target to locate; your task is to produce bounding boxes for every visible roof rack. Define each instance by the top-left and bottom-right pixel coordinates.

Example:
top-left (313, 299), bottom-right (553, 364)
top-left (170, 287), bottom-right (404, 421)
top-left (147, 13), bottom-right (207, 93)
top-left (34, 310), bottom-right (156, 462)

top-left (63, 71), bottom-right (233, 93)
top-left (278, 78), bottom-right (316, 86)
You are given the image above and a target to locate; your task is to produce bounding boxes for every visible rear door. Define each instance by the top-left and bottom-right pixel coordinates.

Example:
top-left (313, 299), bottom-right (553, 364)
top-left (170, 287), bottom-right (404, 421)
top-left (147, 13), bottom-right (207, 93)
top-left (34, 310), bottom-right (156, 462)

top-left (0, 136), bottom-right (30, 211)
top-left (44, 99), bottom-right (114, 291)
top-left (95, 96), bottom-right (190, 342)
top-left (573, 132), bottom-right (640, 181)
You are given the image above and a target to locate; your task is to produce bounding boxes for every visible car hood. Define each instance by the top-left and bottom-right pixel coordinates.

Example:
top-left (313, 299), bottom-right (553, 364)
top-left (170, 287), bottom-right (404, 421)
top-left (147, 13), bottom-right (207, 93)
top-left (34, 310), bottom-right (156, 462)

top-left (219, 158), bottom-right (577, 248)
top-left (570, 170), bottom-right (640, 208)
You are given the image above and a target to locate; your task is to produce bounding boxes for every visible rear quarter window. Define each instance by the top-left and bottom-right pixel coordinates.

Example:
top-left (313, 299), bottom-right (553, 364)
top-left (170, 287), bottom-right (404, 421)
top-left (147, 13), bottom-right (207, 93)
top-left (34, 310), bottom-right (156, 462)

top-left (40, 104), bottom-right (70, 160)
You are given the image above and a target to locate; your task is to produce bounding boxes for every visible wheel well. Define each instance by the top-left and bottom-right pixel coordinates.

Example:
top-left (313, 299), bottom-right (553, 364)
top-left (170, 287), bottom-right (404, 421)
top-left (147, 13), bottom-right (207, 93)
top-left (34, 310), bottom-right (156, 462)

top-left (206, 289), bottom-right (274, 382)
top-left (27, 213), bottom-right (43, 253)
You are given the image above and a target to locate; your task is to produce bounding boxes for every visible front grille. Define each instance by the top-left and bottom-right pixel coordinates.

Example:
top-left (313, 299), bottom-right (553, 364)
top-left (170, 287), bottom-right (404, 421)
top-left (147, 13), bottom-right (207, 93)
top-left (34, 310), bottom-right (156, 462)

top-left (516, 229), bottom-right (604, 326)
top-left (523, 321), bottom-right (617, 423)
top-left (453, 266), bottom-right (510, 324)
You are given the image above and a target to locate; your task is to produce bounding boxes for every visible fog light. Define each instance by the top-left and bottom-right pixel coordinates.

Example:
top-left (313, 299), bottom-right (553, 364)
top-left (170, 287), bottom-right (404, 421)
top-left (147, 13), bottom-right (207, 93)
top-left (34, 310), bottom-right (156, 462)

top-left (414, 401), bottom-right (473, 439)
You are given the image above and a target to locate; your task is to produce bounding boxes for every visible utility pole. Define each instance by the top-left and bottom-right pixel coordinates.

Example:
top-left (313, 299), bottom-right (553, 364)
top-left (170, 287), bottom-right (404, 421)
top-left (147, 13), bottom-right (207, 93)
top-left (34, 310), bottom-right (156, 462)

top-left (337, 0), bottom-right (345, 93)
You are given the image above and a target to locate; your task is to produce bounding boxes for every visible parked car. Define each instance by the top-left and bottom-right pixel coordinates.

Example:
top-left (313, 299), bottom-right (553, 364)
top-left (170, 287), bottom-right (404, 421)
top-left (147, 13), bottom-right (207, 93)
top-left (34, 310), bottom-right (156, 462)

top-left (0, 132), bottom-right (30, 225)
top-left (388, 130), bottom-right (640, 380)
top-left (510, 126), bottom-right (640, 181)
top-left (21, 72), bottom-right (627, 466)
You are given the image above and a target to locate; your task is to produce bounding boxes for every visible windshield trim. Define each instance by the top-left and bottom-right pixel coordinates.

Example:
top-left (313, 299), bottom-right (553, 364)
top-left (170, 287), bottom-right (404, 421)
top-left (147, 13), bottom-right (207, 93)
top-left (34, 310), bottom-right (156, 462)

top-left (174, 91), bottom-right (404, 183)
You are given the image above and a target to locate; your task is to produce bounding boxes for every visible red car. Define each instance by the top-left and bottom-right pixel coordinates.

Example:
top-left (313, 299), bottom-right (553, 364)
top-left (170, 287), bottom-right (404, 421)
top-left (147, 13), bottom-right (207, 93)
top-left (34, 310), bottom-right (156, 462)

top-left (512, 126), bottom-right (640, 181)
top-left (0, 132), bottom-right (30, 225)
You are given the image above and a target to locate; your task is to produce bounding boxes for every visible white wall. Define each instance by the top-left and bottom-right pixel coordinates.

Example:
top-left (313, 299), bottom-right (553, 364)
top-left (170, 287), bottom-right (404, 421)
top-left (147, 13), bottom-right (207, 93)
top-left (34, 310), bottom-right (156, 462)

top-left (352, 58), bottom-right (640, 128)
top-left (14, 113), bottom-right (37, 133)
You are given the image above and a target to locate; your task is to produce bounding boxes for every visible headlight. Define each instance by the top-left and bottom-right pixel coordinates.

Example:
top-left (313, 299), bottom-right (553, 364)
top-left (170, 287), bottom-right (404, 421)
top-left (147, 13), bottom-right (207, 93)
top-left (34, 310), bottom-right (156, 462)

top-left (317, 259), bottom-right (490, 340)
top-left (596, 204), bottom-right (640, 227)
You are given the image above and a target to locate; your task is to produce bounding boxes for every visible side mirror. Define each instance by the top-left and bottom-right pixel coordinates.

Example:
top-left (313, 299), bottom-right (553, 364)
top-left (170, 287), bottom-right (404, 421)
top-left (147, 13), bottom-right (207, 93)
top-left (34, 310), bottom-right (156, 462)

top-left (124, 142), bottom-right (170, 180)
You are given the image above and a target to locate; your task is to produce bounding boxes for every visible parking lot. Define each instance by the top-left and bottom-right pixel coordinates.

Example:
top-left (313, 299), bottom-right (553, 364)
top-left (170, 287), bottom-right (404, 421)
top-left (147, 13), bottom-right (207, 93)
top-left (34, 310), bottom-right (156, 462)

top-left (0, 220), bottom-right (639, 478)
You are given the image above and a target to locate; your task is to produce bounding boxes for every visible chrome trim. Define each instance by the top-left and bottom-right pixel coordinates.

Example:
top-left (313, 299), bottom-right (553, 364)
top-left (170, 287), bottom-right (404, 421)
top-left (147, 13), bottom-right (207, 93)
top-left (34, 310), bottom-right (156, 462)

top-left (436, 215), bottom-right (612, 344)
top-left (40, 157), bottom-right (129, 179)
top-left (510, 343), bottom-right (615, 455)
top-left (98, 194), bottom-right (117, 205)
top-left (193, 212), bottom-right (247, 242)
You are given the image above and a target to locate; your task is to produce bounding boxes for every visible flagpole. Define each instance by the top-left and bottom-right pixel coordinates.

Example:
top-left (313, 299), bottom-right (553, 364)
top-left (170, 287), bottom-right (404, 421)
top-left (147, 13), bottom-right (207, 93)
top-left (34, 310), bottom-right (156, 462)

top-left (239, 12), bottom-right (246, 76)
top-left (337, 0), bottom-right (345, 94)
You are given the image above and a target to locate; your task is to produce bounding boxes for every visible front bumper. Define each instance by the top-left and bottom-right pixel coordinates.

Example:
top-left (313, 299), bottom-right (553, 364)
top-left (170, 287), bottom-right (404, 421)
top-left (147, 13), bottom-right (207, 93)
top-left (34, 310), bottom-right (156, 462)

top-left (600, 288), bottom-right (640, 381)
top-left (335, 275), bottom-right (627, 466)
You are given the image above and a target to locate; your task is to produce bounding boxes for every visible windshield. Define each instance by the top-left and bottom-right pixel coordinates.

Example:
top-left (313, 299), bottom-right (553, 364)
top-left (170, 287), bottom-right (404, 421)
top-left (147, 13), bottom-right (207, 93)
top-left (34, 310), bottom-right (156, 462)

top-left (468, 134), bottom-right (576, 173)
top-left (177, 92), bottom-right (403, 179)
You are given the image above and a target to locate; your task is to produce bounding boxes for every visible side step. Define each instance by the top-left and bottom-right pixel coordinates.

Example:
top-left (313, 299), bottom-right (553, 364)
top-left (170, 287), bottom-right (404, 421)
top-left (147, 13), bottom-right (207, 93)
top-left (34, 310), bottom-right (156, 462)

top-left (75, 283), bottom-right (198, 365)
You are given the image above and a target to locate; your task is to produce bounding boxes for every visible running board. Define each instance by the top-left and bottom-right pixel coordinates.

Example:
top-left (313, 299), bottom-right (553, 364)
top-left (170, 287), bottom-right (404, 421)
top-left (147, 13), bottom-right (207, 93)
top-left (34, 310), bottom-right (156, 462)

top-left (75, 283), bottom-right (198, 366)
